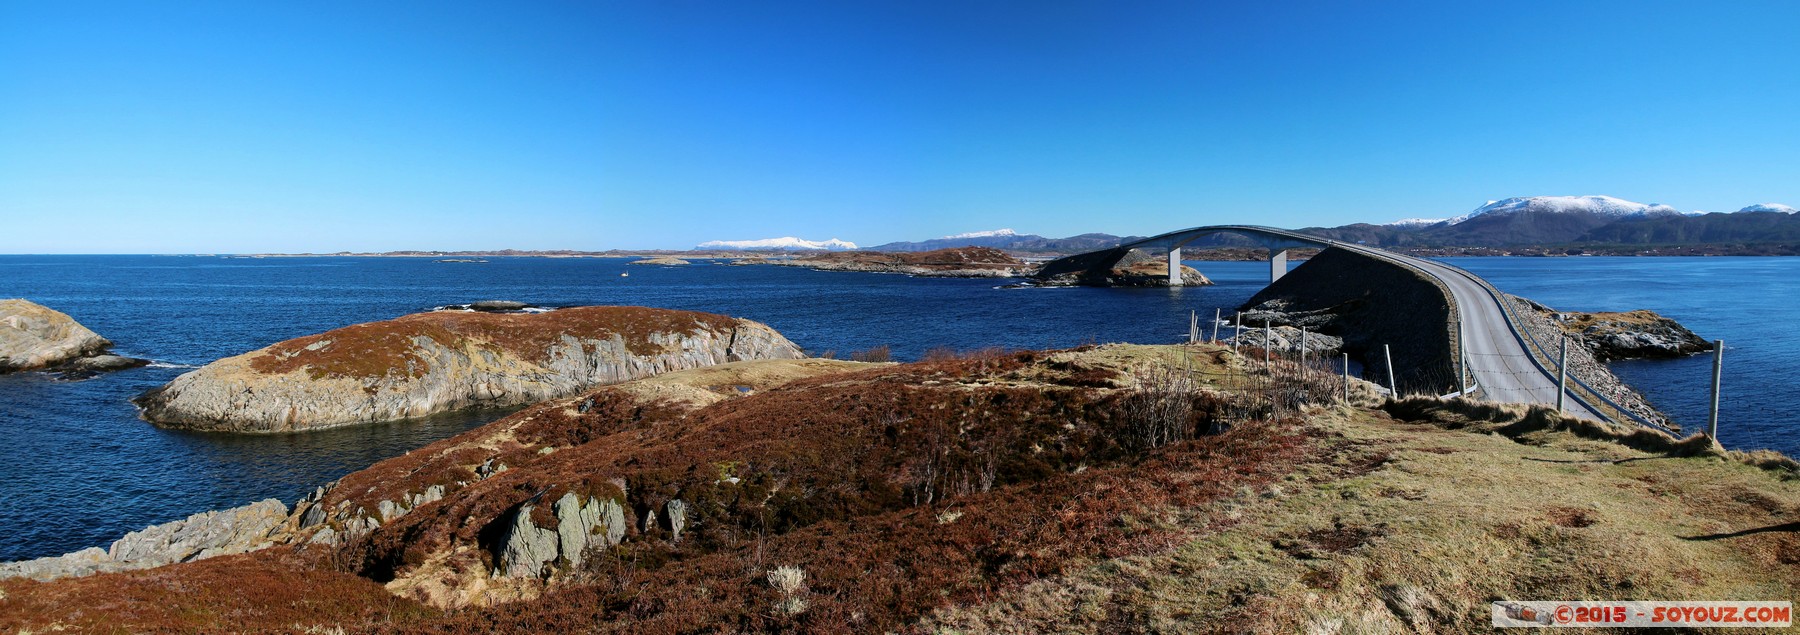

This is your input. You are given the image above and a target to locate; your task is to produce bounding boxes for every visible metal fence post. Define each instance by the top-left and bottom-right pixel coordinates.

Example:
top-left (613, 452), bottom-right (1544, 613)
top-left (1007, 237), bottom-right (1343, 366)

top-left (1211, 308), bottom-right (1221, 343)
top-left (1300, 326), bottom-right (1308, 369)
top-left (1263, 322), bottom-right (1271, 366)
top-left (1342, 353), bottom-right (1350, 403)
top-left (1383, 344), bottom-right (1396, 397)
top-left (1233, 313), bottom-right (1242, 355)
top-left (1709, 339), bottom-right (1724, 439)
top-left (1189, 310), bottom-right (1197, 344)
top-left (1556, 337), bottom-right (1567, 412)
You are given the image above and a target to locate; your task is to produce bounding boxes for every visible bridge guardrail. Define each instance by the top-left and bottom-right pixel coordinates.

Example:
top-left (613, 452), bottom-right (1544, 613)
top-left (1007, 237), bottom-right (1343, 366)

top-left (1423, 259), bottom-right (1678, 435)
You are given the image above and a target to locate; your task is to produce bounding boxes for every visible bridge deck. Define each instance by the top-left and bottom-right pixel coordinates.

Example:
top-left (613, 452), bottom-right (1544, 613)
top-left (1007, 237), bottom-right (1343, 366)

top-left (1043, 225), bottom-right (1635, 426)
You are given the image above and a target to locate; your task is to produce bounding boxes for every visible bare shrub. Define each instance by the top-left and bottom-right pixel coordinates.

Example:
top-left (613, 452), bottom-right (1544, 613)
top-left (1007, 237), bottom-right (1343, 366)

top-left (1120, 363), bottom-right (1197, 451)
top-left (848, 345), bottom-right (891, 363)
top-left (767, 564), bottom-right (808, 615)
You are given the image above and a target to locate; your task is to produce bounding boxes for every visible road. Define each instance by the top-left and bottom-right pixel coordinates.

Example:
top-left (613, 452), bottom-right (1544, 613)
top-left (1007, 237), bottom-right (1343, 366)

top-left (1115, 225), bottom-right (1604, 420)
top-left (1354, 247), bottom-right (1603, 420)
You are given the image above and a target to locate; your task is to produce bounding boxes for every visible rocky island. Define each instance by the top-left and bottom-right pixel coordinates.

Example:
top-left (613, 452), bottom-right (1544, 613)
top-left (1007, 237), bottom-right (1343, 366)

top-left (773, 246), bottom-right (1030, 277)
top-left (0, 298), bottom-right (148, 379)
top-left (134, 306), bottom-right (803, 432)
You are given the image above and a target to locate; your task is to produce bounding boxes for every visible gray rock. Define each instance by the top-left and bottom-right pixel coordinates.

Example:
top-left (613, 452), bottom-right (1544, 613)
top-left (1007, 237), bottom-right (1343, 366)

top-left (468, 300), bottom-right (533, 312)
top-left (665, 499), bottom-right (688, 540)
top-left (0, 498), bottom-right (288, 582)
top-left (1224, 325), bottom-right (1344, 354)
top-left (498, 502), bottom-right (560, 578)
top-left (498, 492), bottom-right (629, 578)
top-left (0, 299), bottom-right (114, 374)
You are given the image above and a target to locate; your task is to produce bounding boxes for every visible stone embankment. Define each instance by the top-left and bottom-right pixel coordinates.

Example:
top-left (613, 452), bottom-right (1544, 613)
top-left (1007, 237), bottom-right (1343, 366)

top-left (0, 499), bottom-right (287, 582)
top-left (1235, 247), bottom-right (1454, 393)
top-left (775, 247), bottom-right (1029, 278)
top-left (0, 298), bottom-right (148, 379)
top-left (1505, 296), bottom-right (1679, 430)
top-left (135, 306), bottom-right (804, 432)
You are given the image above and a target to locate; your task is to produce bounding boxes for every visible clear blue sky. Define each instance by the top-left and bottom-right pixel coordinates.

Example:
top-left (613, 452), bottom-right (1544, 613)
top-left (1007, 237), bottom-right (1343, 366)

top-left (2, 1), bottom-right (1796, 253)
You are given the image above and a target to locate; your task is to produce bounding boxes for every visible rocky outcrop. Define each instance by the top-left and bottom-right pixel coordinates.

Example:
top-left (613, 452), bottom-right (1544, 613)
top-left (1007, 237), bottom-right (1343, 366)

top-left (0, 499), bottom-right (287, 581)
top-left (775, 247), bottom-right (1029, 278)
top-left (628, 257), bottom-right (692, 266)
top-left (497, 492), bottom-right (630, 577)
top-left (1223, 325), bottom-right (1344, 354)
top-left (134, 306), bottom-right (805, 432)
top-left (1030, 249), bottom-right (1213, 287)
top-left (1524, 301), bottom-right (1712, 361)
top-left (0, 298), bottom-right (148, 378)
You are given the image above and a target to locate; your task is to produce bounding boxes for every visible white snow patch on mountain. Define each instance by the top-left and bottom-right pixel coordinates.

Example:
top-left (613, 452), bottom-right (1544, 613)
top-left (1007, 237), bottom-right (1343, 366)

top-left (1383, 218), bottom-right (1447, 227)
top-left (696, 237), bottom-right (858, 251)
top-left (940, 229), bottom-right (1018, 239)
top-left (1739, 203), bottom-right (1797, 213)
top-left (1446, 195), bottom-right (1681, 225)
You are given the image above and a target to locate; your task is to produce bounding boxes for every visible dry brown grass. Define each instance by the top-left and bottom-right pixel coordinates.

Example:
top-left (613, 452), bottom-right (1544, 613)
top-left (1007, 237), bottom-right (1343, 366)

top-left (0, 550), bottom-right (434, 634)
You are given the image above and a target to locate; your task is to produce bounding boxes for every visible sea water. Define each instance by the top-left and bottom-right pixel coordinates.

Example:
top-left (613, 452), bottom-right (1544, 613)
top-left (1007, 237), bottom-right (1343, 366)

top-left (0, 254), bottom-right (1791, 560)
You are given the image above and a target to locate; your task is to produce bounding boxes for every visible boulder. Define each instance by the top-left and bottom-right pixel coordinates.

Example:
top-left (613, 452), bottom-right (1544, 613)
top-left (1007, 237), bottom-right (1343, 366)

top-left (135, 306), bottom-right (805, 432)
top-left (0, 299), bottom-right (125, 374)
top-left (0, 498), bottom-right (287, 582)
top-left (498, 493), bottom-right (629, 577)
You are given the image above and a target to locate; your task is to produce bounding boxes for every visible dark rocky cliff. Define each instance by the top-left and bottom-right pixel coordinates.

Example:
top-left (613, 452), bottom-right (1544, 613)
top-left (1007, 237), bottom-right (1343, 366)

top-left (1236, 247), bottom-right (1455, 394)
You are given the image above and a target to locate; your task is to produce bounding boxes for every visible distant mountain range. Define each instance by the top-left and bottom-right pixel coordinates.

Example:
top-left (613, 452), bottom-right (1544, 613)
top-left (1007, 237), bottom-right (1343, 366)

top-left (697, 196), bottom-right (1800, 255)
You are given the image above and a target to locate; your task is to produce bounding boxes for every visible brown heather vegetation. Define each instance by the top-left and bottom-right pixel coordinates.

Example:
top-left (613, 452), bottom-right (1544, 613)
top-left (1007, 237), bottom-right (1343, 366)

top-left (251, 306), bottom-right (741, 380)
top-left (6, 345), bottom-right (1799, 634)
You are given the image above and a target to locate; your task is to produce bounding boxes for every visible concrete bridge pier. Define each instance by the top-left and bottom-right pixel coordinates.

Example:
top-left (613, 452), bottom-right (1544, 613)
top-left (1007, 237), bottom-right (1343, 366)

top-left (1270, 250), bottom-right (1288, 283)
top-left (1168, 247), bottom-right (1183, 286)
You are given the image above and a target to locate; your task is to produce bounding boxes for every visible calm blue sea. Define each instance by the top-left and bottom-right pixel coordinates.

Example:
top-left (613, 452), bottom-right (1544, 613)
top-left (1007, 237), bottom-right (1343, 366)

top-left (0, 255), bottom-right (1792, 561)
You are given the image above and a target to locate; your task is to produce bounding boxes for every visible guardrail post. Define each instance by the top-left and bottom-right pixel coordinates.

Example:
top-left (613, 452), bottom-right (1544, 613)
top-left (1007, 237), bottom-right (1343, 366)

top-left (1555, 337), bottom-right (1567, 412)
top-left (1342, 353), bottom-right (1350, 402)
top-left (1383, 344), bottom-right (1396, 397)
top-left (1709, 339), bottom-right (1724, 439)
top-left (1211, 308), bottom-right (1221, 342)
top-left (1458, 323), bottom-right (1467, 395)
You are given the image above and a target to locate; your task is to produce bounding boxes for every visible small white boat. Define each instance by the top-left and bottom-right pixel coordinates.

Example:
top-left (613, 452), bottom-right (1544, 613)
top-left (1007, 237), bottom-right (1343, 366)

top-left (620, 272), bottom-right (629, 277)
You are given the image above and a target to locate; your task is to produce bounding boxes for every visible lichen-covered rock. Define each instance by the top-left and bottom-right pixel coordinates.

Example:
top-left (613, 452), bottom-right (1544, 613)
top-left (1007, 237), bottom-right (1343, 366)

top-left (135, 306), bottom-right (805, 432)
top-left (0, 299), bottom-right (127, 374)
top-left (498, 493), bottom-right (628, 577)
top-left (0, 498), bottom-right (287, 581)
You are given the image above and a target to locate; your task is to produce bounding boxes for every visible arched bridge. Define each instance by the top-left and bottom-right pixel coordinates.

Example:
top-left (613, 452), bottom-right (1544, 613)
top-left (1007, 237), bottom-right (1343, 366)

top-left (1035, 224), bottom-right (1333, 286)
top-left (1040, 225), bottom-right (1661, 429)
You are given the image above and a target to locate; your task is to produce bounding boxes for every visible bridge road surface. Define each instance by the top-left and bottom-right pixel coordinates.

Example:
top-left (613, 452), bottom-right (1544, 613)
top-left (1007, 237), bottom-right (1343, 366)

top-left (1342, 245), bottom-right (1605, 421)
top-left (1102, 225), bottom-right (1606, 421)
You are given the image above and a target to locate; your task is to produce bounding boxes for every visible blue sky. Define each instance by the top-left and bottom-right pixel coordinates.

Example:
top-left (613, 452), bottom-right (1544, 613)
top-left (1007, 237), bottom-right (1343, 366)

top-left (2, 1), bottom-right (1796, 253)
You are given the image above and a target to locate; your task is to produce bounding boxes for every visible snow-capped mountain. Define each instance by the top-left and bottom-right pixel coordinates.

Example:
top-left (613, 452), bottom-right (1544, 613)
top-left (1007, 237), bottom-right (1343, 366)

top-left (1446, 195), bottom-right (1680, 225)
top-left (940, 229), bottom-right (1018, 239)
top-left (1739, 203), bottom-right (1797, 214)
top-left (696, 237), bottom-right (858, 251)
